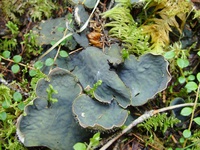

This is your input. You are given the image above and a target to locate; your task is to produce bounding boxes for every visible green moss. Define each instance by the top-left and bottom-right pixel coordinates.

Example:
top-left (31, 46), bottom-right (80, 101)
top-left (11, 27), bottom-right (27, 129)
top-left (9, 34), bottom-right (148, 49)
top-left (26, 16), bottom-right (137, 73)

top-left (103, 0), bottom-right (193, 55)
top-left (0, 0), bottom-right (57, 23)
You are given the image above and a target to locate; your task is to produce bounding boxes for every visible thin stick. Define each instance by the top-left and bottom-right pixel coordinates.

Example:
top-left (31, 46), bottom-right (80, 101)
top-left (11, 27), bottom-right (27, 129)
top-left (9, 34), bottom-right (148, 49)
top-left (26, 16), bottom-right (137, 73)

top-left (77, 0), bottom-right (100, 33)
top-left (153, 103), bottom-right (196, 114)
top-left (183, 83), bottom-right (200, 147)
top-left (38, 33), bottom-right (73, 60)
top-left (188, 83), bottom-right (200, 130)
top-left (48, 28), bottom-right (70, 73)
top-left (69, 47), bottom-right (83, 55)
top-left (0, 56), bottom-right (35, 70)
top-left (99, 103), bottom-right (199, 150)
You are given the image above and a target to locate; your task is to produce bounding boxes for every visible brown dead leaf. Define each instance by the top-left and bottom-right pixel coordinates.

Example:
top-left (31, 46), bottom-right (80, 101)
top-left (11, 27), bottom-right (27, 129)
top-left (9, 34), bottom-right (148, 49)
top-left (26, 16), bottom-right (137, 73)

top-left (87, 31), bottom-right (102, 48)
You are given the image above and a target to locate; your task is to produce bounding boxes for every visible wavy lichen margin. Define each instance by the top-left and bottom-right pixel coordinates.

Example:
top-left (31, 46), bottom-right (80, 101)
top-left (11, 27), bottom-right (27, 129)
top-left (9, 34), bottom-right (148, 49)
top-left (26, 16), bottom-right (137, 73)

top-left (72, 94), bottom-right (129, 130)
top-left (117, 53), bottom-right (171, 106)
top-left (16, 68), bottom-right (91, 150)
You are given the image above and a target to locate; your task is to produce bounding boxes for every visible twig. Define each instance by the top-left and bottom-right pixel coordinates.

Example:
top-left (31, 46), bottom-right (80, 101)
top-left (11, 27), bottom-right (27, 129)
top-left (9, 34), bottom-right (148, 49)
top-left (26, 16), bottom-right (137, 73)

top-left (77, 0), bottom-right (100, 33)
top-left (48, 27), bottom-right (70, 73)
top-left (0, 56), bottom-right (35, 70)
top-left (38, 33), bottom-right (73, 60)
top-left (153, 103), bottom-right (196, 114)
top-left (183, 83), bottom-right (200, 147)
top-left (99, 103), bottom-right (199, 150)
top-left (69, 47), bottom-right (83, 55)
top-left (188, 83), bottom-right (200, 130)
top-left (99, 110), bottom-right (154, 150)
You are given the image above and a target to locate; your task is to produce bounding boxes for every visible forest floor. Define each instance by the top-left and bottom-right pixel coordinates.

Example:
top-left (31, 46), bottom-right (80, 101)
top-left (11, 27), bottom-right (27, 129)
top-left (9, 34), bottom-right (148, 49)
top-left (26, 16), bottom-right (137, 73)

top-left (0, 0), bottom-right (200, 150)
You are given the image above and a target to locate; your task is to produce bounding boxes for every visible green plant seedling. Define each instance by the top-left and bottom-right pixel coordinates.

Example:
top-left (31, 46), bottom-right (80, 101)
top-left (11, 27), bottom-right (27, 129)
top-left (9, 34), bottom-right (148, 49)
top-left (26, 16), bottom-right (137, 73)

top-left (13, 92), bottom-right (22, 102)
top-left (121, 48), bottom-right (129, 59)
top-left (73, 132), bottom-right (101, 150)
top-left (34, 61), bottom-right (44, 69)
top-left (13, 55), bottom-right (22, 63)
top-left (187, 75), bottom-right (195, 81)
top-left (193, 117), bottom-right (200, 125)
top-left (2, 50), bottom-right (11, 58)
top-left (46, 84), bottom-right (58, 104)
top-left (181, 107), bottom-right (193, 116)
top-left (29, 70), bottom-right (37, 77)
top-left (85, 80), bottom-right (102, 98)
top-left (183, 129), bottom-right (191, 138)
top-left (45, 58), bottom-right (54, 66)
top-left (197, 72), bottom-right (200, 82)
top-left (164, 50), bottom-right (175, 59)
top-left (178, 76), bottom-right (186, 84)
top-left (73, 143), bottom-right (86, 150)
top-left (185, 82), bottom-right (198, 93)
top-left (17, 102), bottom-right (25, 111)
top-left (0, 112), bottom-right (7, 121)
top-left (198, 51), bottom-right (200, 56)
top-left (59, 50), bottom-right (68, 58)
top-left (177, 58), bottom-right (189, 69)
top-left (11, 64), bottom-right (20, 74)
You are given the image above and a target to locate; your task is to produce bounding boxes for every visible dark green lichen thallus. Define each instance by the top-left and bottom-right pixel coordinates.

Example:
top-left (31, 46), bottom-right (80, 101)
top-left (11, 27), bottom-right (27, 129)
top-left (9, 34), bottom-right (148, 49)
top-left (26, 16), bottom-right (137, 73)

top-left (117, 53), bottom-right (171, 106)
top-left (17, 46), bottom-right (171, 149)
top-left (16, 68), bottom-right (92, 150)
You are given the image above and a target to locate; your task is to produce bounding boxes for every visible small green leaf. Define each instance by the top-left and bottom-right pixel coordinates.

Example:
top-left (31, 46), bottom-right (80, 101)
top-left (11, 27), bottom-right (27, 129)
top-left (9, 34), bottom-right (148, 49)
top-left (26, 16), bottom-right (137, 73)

top-left (59, 50), bottom-right (68, 57)
top-left (45, 58), bottom-right (54, 66)
top-left (90, 132), bottom-right (101, 147)
top-left (164, 51), bottom-right (175, 59)
top-left (178, 76), bottom-right (186, 84)
top-left (2, 100), bottom-right (10, 109)
top-left (57, 27), bottom-right (65, 32)
top-left (121, 49), bottom-right (129, 59)
top-left (197, 51), bottom-right (200, 56)
top-left (46, 84), bottom-right (58, 103)
top-left (60, 39), bottom-right (67, 46)
top-left (197, 72), bottom-right (200, 83)
top-left (2, 50), bottom-right (11, 58)
top-left (11, 64), bottom-right (20, 73)
top-left (0, 112), bottom-right (7, 121)
top-left (13, 92), bottom-right (22, 102)
top-left (73, 143), bottom-right (87, 150)
top-left (179, 137), bottom-right (185, 143)
top-left (50, 41), bottom-right (56, 46)
top-left (18, 102), bottom-right (25, 110)
top-left (183, 129), bottom-right (191, 138)
top-left (177, 58), bottom-right (189, 68)
top-left (193, 117), bottom-right (200, 125)
top-left (185, 82), bottom-right (198, 92)
top-left (13, 55), bottom-right (22, 63)
top-left (29, 69), bottom-right (37, 77)
top-left (180, 107), bottom-right (192, 116)
top-left (187, 75), bottom-right (195, 81)
top-left (34, 61), bottom-right (44, 69)
top-left (183, 71), bottom-right (191, 76)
